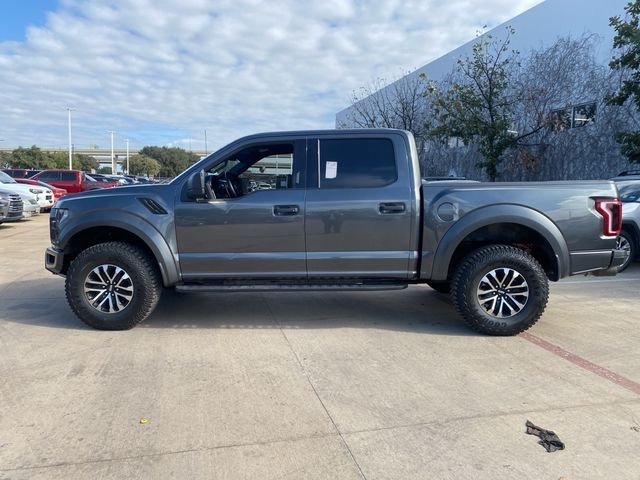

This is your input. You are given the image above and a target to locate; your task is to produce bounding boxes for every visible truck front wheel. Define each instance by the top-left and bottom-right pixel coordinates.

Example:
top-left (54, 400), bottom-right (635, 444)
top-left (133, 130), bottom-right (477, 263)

top-left (65, 241), bottom-right (162, 330)
top-left (451, 245), bottom-right (549, 336)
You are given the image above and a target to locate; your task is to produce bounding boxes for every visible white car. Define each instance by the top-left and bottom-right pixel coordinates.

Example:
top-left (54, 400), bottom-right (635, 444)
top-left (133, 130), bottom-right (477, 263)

top-left (616, 181), bottom-right (640, 272)
top-left (17, 192), bottom-right (40, 217)
top-left (0, 171), bottom-right (50, 210)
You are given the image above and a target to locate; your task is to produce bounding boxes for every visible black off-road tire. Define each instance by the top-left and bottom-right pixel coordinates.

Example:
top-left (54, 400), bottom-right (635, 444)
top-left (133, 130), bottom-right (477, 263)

top-left (65, 241), bottom-right (162, 330)
top-left (451, 245), bottom-right (549, 336)
top-left (426, 281), bottom-right (451, 294)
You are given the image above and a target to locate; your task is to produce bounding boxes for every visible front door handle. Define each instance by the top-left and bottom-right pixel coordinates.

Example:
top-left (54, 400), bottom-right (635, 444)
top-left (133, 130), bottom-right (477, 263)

top-left (379, 202), bottom-right (406, 214)
top-left (273, 205), bottom-right (300, 216)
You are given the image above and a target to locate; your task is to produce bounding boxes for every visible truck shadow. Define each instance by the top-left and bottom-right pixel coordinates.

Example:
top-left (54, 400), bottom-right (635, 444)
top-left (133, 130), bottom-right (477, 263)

top-left (1, 278), bottom-right (476, 336)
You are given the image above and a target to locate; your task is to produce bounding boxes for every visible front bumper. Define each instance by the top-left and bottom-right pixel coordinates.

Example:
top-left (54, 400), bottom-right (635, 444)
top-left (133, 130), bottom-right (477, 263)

top-left (592, 248), bottom-right (629, 277)
top-left (45, 247), bottom-right (65, 275)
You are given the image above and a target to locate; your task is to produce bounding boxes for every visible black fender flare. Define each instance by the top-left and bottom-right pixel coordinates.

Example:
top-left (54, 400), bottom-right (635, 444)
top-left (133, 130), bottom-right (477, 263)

top-left (428, 204), bottom-right (570, 281)
top-left (59, 211), bottom-right (180, 286)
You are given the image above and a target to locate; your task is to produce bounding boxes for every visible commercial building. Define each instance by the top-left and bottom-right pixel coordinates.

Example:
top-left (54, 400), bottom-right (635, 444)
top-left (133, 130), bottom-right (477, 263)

top-left (336, 0), bottom-right (633, 180)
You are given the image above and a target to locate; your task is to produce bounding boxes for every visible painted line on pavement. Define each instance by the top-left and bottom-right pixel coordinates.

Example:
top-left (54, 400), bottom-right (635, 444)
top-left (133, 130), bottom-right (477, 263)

top-left (520, 332), bottom-right (640, 395)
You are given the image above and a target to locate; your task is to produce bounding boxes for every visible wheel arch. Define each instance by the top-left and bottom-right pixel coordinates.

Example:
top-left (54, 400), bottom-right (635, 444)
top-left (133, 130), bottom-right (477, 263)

top-left (429, 205), bottom-right (570, 282)
top-left (58, 214), bottom-right (179, 286)
top-left (621, 221), bottom-right (640, 258)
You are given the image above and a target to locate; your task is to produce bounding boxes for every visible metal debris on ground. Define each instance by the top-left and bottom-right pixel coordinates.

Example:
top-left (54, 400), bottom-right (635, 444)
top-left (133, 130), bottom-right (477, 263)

top-left (525, 420), bottom-right (565, 452)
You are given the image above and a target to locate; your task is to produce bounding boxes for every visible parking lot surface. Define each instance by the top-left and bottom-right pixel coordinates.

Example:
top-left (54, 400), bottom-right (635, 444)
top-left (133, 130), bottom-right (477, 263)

top-left (1, 215), bottom-right (639, 479)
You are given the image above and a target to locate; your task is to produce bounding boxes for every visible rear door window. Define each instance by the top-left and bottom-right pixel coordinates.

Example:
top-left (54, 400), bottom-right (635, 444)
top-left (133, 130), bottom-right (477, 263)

top-left (38, 171), bottom-right (60, 181)
top-left (316, 138), bottom-right (397, 189)
top-left (60, 172), bottom-right (76, 181)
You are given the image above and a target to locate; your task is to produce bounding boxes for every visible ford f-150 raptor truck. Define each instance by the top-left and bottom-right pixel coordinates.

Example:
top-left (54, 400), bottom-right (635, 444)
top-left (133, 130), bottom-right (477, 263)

top-left (45, 129), bottom-right (627, 335)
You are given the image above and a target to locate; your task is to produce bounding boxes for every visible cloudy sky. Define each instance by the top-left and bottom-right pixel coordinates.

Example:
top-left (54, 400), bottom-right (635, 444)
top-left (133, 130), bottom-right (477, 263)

top-left (0, 0), bottom-right (543, 152)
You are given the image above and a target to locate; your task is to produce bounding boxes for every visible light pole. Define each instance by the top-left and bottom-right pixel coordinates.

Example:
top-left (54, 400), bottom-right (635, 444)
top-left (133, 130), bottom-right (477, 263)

top-left (204, 129), bottom-right (208, 156)
top-left (125, 138), bottom-right (130, 174)
top-left (108, 130), bottom-right (115, 174)
top-left (66, 108), bottom-right (74, 170)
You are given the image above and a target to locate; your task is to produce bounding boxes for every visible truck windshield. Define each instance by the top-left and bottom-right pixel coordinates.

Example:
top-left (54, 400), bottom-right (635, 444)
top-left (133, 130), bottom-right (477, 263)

top-left (619, 184), bottom-right (640, 203)
top-left (0, 171), bottom-right (17, 183)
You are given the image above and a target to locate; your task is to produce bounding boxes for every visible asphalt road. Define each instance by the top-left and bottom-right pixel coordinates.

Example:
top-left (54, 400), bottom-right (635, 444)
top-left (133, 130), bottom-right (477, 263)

top-left (1, 215), bottom-right (639, 479)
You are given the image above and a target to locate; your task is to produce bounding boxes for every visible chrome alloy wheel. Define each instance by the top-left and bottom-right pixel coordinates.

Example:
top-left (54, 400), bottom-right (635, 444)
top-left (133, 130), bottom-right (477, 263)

top-left (476, 268), bottom-right (529, 318)
top-left (83, 264), bottom-right (134, 314)
top-left (616, 235), bottom-right (631, 255)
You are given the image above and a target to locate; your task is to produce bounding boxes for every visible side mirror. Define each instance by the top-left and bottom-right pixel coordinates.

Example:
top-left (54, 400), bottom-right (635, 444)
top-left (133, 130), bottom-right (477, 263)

top-left (186, 170), bottom-right (206, 200)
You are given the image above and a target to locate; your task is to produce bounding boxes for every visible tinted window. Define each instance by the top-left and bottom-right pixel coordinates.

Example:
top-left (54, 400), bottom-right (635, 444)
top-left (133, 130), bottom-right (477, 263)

top-left (619, 185), bottom-right (640, 203)
top-left (318, 138), bottom-right (397, 188)
top-left (60, 172), bottom-right (76, 181)
top-left (38, 171), bottom-right (59, 181)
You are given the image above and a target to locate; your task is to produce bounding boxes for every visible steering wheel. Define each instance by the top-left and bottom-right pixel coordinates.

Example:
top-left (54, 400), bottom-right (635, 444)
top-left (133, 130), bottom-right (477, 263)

top-left (222, 172), bottom-right (238, 198)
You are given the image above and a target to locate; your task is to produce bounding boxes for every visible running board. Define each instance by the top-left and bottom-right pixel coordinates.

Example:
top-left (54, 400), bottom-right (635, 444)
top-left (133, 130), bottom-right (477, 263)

top-left (176, 282), bottom-right (408, 293)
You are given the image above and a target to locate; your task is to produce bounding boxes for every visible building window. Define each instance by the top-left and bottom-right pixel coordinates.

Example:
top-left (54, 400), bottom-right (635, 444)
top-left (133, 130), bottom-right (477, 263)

top-left (549, 102), bottom-right (596, 131)
top-left (572, 102), bottom-right (596, 128)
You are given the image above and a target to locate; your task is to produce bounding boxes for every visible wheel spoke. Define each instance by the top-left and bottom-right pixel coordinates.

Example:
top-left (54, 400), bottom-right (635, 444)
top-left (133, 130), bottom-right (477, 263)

top-left (477, 267), bottom-right (529, 319)
top-left (84, 264), bottom-right (133, 314)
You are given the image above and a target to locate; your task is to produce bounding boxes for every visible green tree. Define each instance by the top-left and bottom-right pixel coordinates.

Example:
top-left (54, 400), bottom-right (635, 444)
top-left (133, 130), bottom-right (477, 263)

top-left (139, 146), bottom-right (199, 177)
top-left (75, 154), bottom-right (99, 172)
top-left (424, 27), bottom-right (522, 180)
top-left (49, 152), bottom-right (99, 171)
top-left (10, 146), bottom-right (56, 169)
top-left (607, 0), bottom-right (640, 163)
top-left (128, 154), bottom-right (160, 176)
top-left (0, 151), bottom-right (11, 168)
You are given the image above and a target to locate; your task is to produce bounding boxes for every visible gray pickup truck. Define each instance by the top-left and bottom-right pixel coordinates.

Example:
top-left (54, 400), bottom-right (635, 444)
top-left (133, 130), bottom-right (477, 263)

top-left (45, 129), bottom-right (626, 335)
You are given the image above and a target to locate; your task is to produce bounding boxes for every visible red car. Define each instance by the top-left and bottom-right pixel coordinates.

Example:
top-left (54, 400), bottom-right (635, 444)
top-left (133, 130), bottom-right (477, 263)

top-left (32, 170), bottom-right (119, 194)
top-left (16, 178), bottom-right (68, 203)
top-left (2, 168), bottom-right (40, 179)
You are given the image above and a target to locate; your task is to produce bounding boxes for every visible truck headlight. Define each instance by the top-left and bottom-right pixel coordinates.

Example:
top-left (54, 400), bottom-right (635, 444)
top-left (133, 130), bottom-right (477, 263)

top-left (49, 208), bottom-right (68, 245)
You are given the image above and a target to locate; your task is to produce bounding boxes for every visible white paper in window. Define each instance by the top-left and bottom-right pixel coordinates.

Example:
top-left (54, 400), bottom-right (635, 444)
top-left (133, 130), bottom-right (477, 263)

top-left (325, 161), bottom-right (337, 179)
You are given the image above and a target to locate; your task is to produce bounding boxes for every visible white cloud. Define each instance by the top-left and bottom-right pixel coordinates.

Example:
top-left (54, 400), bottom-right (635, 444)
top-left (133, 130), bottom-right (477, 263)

top-left (0, 0), bottom-right (543, 151)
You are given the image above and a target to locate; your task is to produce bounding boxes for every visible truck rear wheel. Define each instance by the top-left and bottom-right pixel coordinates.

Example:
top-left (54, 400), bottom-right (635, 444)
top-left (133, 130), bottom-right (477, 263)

top-left (451, 245), bottom-right (548, 336)
top-left (65, 241), bottom-right (162, 330)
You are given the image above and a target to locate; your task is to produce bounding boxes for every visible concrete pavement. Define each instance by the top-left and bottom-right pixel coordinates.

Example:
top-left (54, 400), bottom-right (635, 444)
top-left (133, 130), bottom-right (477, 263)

top-left (1, 215), bottom-right (639, 479)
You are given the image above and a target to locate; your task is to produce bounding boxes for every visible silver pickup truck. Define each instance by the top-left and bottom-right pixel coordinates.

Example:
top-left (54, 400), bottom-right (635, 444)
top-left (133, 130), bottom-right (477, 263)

top-left (0, 189), bottom-right (24, 224)
top-left (45, 129), bottom-right (626, 335)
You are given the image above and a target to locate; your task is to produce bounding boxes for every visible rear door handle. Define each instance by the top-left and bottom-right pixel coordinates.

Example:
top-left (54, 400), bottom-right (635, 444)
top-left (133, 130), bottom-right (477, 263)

top-left (379, 202), bottom-right (406, 214)
top-left (273, 205), bottom-right (300, 216)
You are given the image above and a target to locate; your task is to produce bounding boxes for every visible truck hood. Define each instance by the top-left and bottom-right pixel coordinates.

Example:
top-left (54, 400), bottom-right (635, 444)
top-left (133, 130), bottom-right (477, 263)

top-left (0, 183), bottom-right (39, 199)
top-left (56, 183), bottom-right (172, 207)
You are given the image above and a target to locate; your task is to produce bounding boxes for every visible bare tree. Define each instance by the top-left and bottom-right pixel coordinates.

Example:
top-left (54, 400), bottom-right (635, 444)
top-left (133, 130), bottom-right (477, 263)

top-left (339, 74), bottom-right (430, 169)
top-left (427, 34), bottom-right (632, 180)
top-left (504, 35), bottom-right (631, 180)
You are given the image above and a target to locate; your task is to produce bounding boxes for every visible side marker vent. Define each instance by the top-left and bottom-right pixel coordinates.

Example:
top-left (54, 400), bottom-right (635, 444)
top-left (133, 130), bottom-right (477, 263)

top-left (138, 197), bottom-right (168, 215)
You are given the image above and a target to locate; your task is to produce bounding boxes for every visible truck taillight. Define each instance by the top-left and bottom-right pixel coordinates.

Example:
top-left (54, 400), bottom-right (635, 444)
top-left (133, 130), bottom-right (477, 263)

top-left (594, 198), bottom-right (622, 237)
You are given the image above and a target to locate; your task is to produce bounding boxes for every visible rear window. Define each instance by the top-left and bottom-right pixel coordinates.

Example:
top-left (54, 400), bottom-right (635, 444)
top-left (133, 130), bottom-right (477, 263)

top-left (60, 172), bottom-right (76, 181)
top-left (318, 138), bottom-right (397, 188)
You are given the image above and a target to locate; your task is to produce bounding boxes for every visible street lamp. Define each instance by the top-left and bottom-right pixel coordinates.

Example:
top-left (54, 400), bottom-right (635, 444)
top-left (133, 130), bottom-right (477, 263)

top-left (108, 130), bottom-right (115, 174)
top-left (66, 108), bottom-right (74, 170)
top-left (125, 138), bottom-right (130, 174)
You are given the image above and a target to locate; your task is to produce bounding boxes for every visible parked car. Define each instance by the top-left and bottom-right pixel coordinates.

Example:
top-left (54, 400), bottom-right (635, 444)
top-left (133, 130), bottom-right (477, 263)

top-left (2, 168), bottom-right (41, 179)
top-left (0, 188), bottom-right (24, 224)
top-left (615, 181), bottom-right (640, 272)
top-left (17, 192), bottom-right (40, 217)
top-left (90, 173), bottom-right (118, 184)
top-left (0, 170), bottom-right (51, 210)
top-left (32, 170), bottom-right (118, 193)
top-left (611, 169), bottom-right (640, 181)
top-left (16, 178), bottom-right (67, 204)
top-left (45, 129), bottom-right (626, 335)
